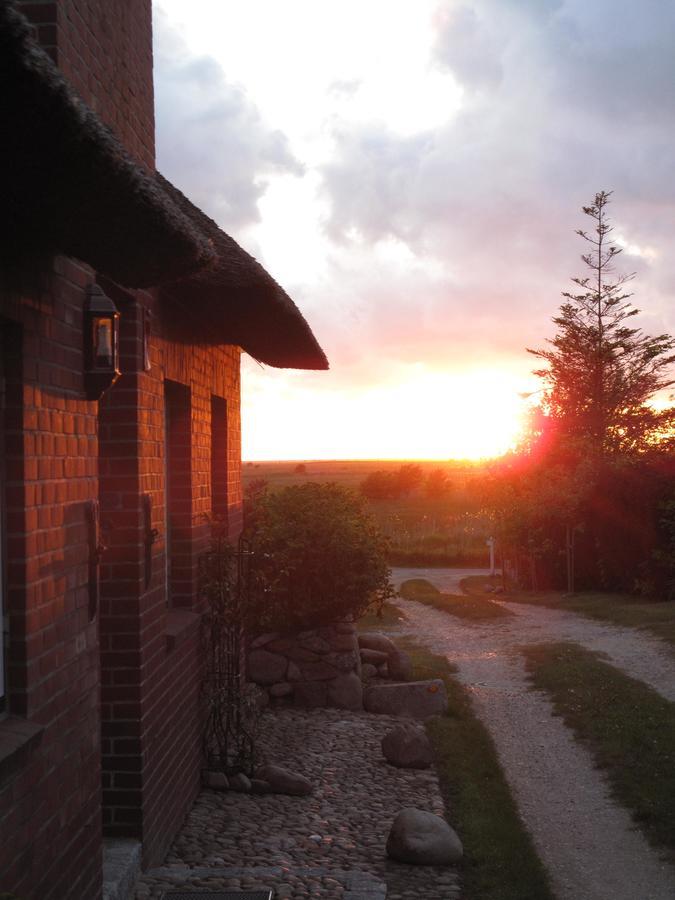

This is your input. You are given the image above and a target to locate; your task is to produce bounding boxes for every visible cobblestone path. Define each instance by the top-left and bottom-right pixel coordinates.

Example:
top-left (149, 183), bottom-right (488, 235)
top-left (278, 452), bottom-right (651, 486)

top-left (136, 708), bottom-right (461, 900)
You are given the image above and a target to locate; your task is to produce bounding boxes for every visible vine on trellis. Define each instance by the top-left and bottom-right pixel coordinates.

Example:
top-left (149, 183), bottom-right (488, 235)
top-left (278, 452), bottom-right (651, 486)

top-left (200, 531), bottom-right (260, 776)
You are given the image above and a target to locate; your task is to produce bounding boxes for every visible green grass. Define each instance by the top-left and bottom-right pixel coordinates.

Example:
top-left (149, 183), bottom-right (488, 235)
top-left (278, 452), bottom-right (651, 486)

top-left (358, 600), bottom-right (408, 630)
top-left (395, 640), bottom-right (554, 900)
top-left (460, 574), bottom-right (504, 595)
top-left (472, 580), bottom-right (675, 649)
top-left (398, 578), bottom-right (512, 621)
top-left (524, 641), bottom-right (675, 859)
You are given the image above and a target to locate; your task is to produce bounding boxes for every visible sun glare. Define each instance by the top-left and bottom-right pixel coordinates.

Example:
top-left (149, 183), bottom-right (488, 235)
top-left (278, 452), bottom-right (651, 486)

top-left (242, 365), bottom-right (527, 461)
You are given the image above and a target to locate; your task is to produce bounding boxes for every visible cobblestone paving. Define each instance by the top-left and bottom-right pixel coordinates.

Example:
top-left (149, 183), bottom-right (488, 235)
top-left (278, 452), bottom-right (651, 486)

top-left (136, 707), bottom-right (461, 900)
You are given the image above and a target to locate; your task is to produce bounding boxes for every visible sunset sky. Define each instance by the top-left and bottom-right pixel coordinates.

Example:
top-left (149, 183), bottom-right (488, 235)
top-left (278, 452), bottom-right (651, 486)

top-left (153, 0), bottom-right (675, 461)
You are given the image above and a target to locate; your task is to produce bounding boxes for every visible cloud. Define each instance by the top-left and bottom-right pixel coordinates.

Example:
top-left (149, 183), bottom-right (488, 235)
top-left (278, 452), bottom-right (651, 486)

top-left (318, 0), bottom-right (675, 365)
top-left (153, 8), bottom-right (302, 231)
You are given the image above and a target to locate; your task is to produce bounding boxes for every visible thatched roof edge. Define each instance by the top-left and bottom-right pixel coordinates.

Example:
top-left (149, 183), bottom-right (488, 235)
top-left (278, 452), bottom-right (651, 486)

top-left (157, 174), bottom-right (329, 371)
top-left (0, 3), bottom-right (215, 288)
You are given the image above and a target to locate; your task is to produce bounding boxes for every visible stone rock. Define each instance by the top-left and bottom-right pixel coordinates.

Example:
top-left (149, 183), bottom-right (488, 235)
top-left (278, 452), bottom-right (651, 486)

top-left (247, 649), bottom-right (288, 685)
top-left (360, 648), bottom-right (389, 665)
top-left (267, 637), bottom-right (293, 653)
top-left (250, 632), bottom-right (281, 650)
top-left (228, 772), bottom-right (252, 793)
top-left (388, 649), bottom-right (413, 682)
top-left (336, 622), bottom-right (356, 634)
top-left (327, 672), bottom-right (363, 710)
top-left (287, 662), bottom-right (302, 682)
top-left (377, 663), bottom-right (389, 678)
top-left (247, 682), bottom-right (270, 710)
top-left (359, 632), bottom-right (399, 655)
top-left (381, 724), bottom-right (433, 769)
top-left (329, 633), bottom-right (359, 652)
top-left (256, 764), bottom-right (313, 796)
top-left (285, 646), bottom-right (321, 663)
top-left (299, 634), bottom-right (332, 654)
top-left (364, 680), bottom-right (448, 719)
top-left (269, 682), bottom-right (294, 698)
top-left (203, 770), bottom-right (229, 790)
top-left (326, 650), bottom-right (359, 672)
top-left (361, 663), bottom-right (378, 680)
top-left (386, 808), bottom-right (463, 865)
top-left (294, 681), bottom-right (327, 708)
top-left (250, 778), bottom-right (271, 794)
top-left (300, 660), bottom-right (339, 681)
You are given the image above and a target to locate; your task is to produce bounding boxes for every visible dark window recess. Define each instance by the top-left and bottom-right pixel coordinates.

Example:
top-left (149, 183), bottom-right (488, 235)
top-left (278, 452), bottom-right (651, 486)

top-left (211, 396), bottom-right (228, 528)
top-left (164, 381), bottom-right (192, 608)
top-left (86, 499), bottom-right (104, 621)
top-left (0, 321), bottom-right (22, 717)
top-left (0, 337), bottom-right (5, 714)
top-left (142, 493), bottom-right (159, 589)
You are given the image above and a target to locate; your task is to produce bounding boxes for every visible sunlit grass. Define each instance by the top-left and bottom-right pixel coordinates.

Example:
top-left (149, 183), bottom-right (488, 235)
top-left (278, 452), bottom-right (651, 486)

top-left (524, 641), bottom-right (675, 860)
top-left (398, 578), bottom-right (512, 621)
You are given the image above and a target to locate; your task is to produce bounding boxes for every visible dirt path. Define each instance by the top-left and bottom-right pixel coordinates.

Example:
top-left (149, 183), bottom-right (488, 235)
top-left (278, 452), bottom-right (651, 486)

top-left (389, 568), bottom-right (675, 900)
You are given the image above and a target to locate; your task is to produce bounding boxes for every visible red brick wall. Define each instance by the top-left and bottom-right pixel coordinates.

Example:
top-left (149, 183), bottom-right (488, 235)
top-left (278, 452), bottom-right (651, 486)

top-left (98, 299), bottom-right (242, 865)
top-left (17, 0), bottom-right (155, 168)
top-left (0, 257), bottom-right (103, 900)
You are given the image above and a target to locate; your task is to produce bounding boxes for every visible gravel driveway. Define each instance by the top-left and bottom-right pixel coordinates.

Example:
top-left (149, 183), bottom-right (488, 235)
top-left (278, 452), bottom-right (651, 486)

top-left (390, 567), bottom-right (675, 900)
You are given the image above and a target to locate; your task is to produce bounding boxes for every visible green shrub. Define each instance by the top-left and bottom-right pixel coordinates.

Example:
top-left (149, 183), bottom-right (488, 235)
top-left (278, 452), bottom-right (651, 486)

top-left (247, 482), bottom-right (394, 630)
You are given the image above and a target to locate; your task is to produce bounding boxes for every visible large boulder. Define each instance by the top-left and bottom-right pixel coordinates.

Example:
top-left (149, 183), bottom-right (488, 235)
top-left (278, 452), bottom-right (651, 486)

top-left (326, 650), bottom-right (359, 672)
top-left (361, 663), bottom-right (378, 681)
top-left (329, 632), bottom-right (359, 652)
top-left (381, 724), bottom-right (433, 769)
top-left (388, 649), bottom-right (413, 681)
top-left (364, 680), bottom-right (448, 719)
top-left (203, 770), bottom-right (229, 790)
top-left (386, 808), bottom-right (463, 865)
top-left (294, 681), bottom-right (327, 708)
top-left (298, 633), bottom-right (332, 654)
top-left (269, 682), bottom-right (293, 698)
top-left (360, 648), bottom-right (389, 666)
top-left (327, 672), bottom-right (363, 710)
top-left (358, 632), bottom-right (399, 655)
top-left (250, 632), bottom-right (281, 649)
top-left (247, 649), bottom-right (288, 685)
top-left (256, 764), bottom-right (313, 796)
top-left (300, 660), bottom-right (339, 681)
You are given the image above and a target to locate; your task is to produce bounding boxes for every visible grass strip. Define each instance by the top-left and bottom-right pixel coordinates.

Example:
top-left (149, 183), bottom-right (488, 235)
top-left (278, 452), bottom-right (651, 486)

top-left (399, 578), bottom-right (512, 621)
top-left (359, 600), bottom-right (408, 629)
top-left (462, 576), bottom-right (675, 649)
top-left (389, 638), bottom-right (554, 900)
top-left (524, 641), bottom-right (675, 859)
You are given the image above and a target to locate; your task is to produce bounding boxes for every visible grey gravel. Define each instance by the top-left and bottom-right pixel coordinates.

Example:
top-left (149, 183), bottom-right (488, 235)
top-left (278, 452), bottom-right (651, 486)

top-left (390, 567), bottom-right (675, 900)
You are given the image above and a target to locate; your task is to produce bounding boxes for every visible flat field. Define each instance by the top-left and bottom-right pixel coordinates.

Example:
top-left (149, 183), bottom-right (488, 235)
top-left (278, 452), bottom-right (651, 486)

top-left (243, 459), bottom-right (493, 566)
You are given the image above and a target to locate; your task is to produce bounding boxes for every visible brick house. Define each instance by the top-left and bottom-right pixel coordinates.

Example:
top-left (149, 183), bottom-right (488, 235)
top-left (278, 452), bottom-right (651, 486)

top-left (0, 3), bottom-right (327, 899)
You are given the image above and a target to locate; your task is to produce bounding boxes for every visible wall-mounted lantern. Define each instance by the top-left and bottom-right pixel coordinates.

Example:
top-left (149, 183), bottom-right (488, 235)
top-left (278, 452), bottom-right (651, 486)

top-left (84, 283), bottom-right (120, 400)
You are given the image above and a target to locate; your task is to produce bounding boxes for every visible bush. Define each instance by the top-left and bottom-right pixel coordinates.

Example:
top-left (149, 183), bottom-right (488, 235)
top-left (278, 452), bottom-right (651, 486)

top-left (247, 482), bottom-right (394, 630)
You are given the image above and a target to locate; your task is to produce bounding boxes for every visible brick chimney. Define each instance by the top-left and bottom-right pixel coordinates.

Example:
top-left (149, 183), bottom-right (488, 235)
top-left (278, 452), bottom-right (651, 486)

top-left (16, 0), bottom-right (155, 169)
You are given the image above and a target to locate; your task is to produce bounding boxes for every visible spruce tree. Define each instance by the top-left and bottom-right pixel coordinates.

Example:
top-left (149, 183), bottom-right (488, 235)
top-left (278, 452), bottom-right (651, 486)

top-left (528, 191), bottom-right (675, 458)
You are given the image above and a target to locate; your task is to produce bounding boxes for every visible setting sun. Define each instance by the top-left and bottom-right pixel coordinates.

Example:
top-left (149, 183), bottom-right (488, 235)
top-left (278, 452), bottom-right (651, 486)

top-left (242, 364), bottom-right (528, 461)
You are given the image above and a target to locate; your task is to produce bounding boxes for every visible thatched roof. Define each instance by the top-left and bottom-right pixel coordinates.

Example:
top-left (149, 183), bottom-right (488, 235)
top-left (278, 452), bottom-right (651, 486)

top-left (157, 175), bottom-right (329, 371)
top-left (0, 2), bottom-right (328, 371)
top-left (0, 2), bottom-right (214, 288)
